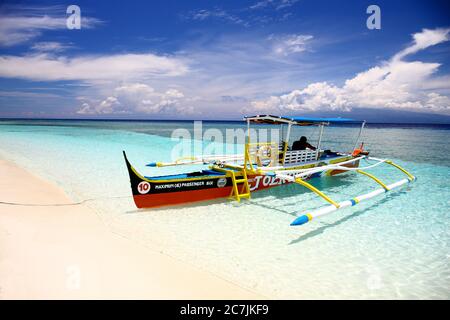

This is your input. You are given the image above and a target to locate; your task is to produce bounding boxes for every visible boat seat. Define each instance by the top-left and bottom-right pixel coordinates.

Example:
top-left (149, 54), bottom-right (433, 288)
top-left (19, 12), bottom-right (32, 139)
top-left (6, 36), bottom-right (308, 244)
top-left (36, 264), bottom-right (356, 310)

top-left (284, 149), bottom-right (319, 164)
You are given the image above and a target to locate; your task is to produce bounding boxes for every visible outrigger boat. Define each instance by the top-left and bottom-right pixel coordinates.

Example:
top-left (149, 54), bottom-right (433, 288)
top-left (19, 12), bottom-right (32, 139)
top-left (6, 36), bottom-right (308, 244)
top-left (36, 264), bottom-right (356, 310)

top-left (123, 115), bottom-right (415, 226)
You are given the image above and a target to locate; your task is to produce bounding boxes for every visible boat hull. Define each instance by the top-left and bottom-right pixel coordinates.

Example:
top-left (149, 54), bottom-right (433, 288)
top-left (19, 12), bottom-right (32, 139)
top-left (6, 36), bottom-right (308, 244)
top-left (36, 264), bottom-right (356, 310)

top-left (123, 151), bottom-right (359, 209)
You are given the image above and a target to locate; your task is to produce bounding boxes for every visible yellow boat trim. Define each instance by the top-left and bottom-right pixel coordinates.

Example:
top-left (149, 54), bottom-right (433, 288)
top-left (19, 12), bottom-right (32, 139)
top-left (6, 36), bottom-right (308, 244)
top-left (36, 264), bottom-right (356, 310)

top-left (329, 156), bottom-right (353, 164)
top-left (134, 166), bottom-right (228, 183)
top-left (129, 163), bottom-right (148, 181)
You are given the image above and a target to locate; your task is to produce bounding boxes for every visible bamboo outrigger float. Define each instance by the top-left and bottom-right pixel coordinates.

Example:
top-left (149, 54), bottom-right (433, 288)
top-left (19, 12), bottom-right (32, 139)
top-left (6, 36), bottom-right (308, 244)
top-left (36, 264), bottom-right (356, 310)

top-left (123, 115), bottom-right (415, 226)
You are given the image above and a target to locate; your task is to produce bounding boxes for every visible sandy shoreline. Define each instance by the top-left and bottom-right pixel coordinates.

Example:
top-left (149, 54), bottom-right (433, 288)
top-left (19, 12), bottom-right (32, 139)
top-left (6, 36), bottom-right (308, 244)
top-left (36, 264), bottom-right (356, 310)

top-left (0, 159), bottom-right (262, 299)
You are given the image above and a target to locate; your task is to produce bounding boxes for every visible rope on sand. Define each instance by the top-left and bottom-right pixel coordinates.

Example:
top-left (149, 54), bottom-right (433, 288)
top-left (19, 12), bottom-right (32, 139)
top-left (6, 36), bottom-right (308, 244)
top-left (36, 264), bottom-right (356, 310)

top-left (0, 195), bottom-right (130, 207)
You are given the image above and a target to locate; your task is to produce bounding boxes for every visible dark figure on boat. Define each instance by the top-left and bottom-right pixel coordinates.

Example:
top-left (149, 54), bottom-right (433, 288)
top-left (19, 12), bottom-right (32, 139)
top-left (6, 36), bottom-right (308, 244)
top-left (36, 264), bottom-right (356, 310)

top-left (292, 136), bottom-right (317, 151)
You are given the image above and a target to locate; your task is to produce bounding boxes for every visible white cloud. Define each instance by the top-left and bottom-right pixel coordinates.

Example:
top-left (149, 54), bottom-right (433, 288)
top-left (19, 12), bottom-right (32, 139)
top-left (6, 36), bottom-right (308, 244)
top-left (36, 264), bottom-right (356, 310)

top-left (250, 0), bottom-right (299, 10)
top-left (77, 97), bottom-right (121, 115)
top-left (115, 83), bottom-right (156, 96)
top-left (0, 7), bottom-right (101, 47)
top-left (393, 28), bottom-right (450, 61)
top-left (269, 34), bottom-right (313, 55)
top-left (31, 41), bottom-right (72, 52)
top-left (164, 88), bottom-right (185, 99)
top-left (77, 83), bottom-right (193, 115)
top-left (248, 28), bottom-right (450, 115)
top-left (0, 52), bottom-right (189, 81)
top-left (0, 90), bottom-right (61, 98)
top-left (77, 102), bottom-right (92, 114)
top-left (186, 8), bottom-right (248, 26)
top-left (186, 4), bottom-right (296, 27)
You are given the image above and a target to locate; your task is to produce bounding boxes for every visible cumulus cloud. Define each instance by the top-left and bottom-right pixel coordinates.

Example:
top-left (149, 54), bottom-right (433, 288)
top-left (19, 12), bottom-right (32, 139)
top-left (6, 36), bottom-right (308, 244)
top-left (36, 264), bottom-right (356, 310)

top-left (0, 52), bottom-right (189, 81)
top-left (248, 28), bottom-right (450, 115)
top-left (77, 83), bottom-right (193, 115)
top-left (77, 97), bottom-right (121, 114)
top-left (0, 6), bottom-right (101, 47)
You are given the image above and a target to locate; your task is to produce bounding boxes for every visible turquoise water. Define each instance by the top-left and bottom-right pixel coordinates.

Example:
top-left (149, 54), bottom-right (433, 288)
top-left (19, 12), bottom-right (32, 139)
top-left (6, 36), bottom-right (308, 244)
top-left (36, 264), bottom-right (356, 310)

top-left (0, 120), bottom-right (449, 299)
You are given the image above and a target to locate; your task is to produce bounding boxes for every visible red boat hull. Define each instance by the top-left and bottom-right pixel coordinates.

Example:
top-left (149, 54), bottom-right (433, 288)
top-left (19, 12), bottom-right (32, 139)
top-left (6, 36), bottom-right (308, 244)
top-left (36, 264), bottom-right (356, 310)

top-left (123, 151), bottom-right (359, 209)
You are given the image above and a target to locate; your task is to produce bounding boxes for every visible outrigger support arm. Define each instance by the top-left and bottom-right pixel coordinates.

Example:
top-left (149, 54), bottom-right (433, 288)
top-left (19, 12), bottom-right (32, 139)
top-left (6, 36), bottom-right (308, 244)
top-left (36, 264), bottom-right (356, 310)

top-left (385, 160), bottom-right (416, 181)
top-left (294, 178), bottom-right (340, 208)
top-left (355, 169), bottom-right (390, 191)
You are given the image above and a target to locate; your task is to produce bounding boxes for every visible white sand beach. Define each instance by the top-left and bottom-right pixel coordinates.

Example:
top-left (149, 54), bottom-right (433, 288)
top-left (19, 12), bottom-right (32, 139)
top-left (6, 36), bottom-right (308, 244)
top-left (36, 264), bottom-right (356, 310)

top-left (0, 159), bottom-right (262, 299)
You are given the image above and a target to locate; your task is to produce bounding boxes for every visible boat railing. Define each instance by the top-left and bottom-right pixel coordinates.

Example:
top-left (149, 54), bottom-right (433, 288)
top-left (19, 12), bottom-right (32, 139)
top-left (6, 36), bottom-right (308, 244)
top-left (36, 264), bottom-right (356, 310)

top-left (284, 149), bottom-right (319, 164)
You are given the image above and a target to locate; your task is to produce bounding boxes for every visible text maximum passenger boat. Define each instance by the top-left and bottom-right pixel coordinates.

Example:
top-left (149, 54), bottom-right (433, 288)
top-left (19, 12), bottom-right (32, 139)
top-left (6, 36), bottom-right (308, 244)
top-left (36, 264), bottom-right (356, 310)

top-left (123, 115), bottom-right (415, 226)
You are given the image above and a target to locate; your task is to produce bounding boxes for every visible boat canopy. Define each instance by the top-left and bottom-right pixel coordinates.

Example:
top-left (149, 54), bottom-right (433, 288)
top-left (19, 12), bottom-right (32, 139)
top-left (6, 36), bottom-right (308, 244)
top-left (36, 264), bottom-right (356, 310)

top-left (244, 115), bottom-right (365, 126)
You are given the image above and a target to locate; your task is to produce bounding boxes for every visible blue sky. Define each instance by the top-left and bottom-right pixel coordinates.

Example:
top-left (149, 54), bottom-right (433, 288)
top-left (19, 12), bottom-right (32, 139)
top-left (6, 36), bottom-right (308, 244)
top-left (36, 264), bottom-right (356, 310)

top-left (0, 0), bottom-right (449, 122)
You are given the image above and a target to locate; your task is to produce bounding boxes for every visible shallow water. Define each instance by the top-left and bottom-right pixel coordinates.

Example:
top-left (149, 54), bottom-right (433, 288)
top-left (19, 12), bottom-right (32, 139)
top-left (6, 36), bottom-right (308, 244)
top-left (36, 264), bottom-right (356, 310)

top-left (0, 120), bottom-right (449, 299)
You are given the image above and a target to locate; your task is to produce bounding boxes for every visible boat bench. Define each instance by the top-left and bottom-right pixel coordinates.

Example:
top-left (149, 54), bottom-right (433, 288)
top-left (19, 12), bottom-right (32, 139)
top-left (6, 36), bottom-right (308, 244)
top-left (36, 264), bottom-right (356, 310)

top-left (284, 149), bottom-right (319, 164)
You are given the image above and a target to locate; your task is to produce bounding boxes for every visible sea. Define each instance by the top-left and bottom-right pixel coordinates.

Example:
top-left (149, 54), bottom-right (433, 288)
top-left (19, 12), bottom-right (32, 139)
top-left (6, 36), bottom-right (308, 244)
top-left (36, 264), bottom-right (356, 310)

top-left (0, 119), bottom-right (449, 299)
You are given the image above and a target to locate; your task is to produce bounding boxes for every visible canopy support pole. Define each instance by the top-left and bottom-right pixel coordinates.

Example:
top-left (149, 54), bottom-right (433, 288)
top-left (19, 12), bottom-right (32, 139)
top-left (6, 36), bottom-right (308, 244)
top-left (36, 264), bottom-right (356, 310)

top-left (352, 121), bottom-right (366, 152)
top-left (282, 123), bottom-right (292, 165)
top-left (316, 124), bottom-right (324, 160)
top-left (246, 119), bottom-right (251, 144)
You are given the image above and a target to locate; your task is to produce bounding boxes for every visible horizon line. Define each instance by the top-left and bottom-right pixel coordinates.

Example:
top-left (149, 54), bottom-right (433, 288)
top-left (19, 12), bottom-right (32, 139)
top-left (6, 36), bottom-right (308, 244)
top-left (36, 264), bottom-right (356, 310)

top-left (1, 117), bottom-right (450, 125)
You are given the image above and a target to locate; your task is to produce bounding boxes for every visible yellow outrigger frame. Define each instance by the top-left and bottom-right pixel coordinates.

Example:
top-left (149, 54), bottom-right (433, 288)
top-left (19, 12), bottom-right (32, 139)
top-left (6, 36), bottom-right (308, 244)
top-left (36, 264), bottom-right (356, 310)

top-left (290, 160), bottom-right (416, 226)
top-left (289, 160), bottom-right (414, 208)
